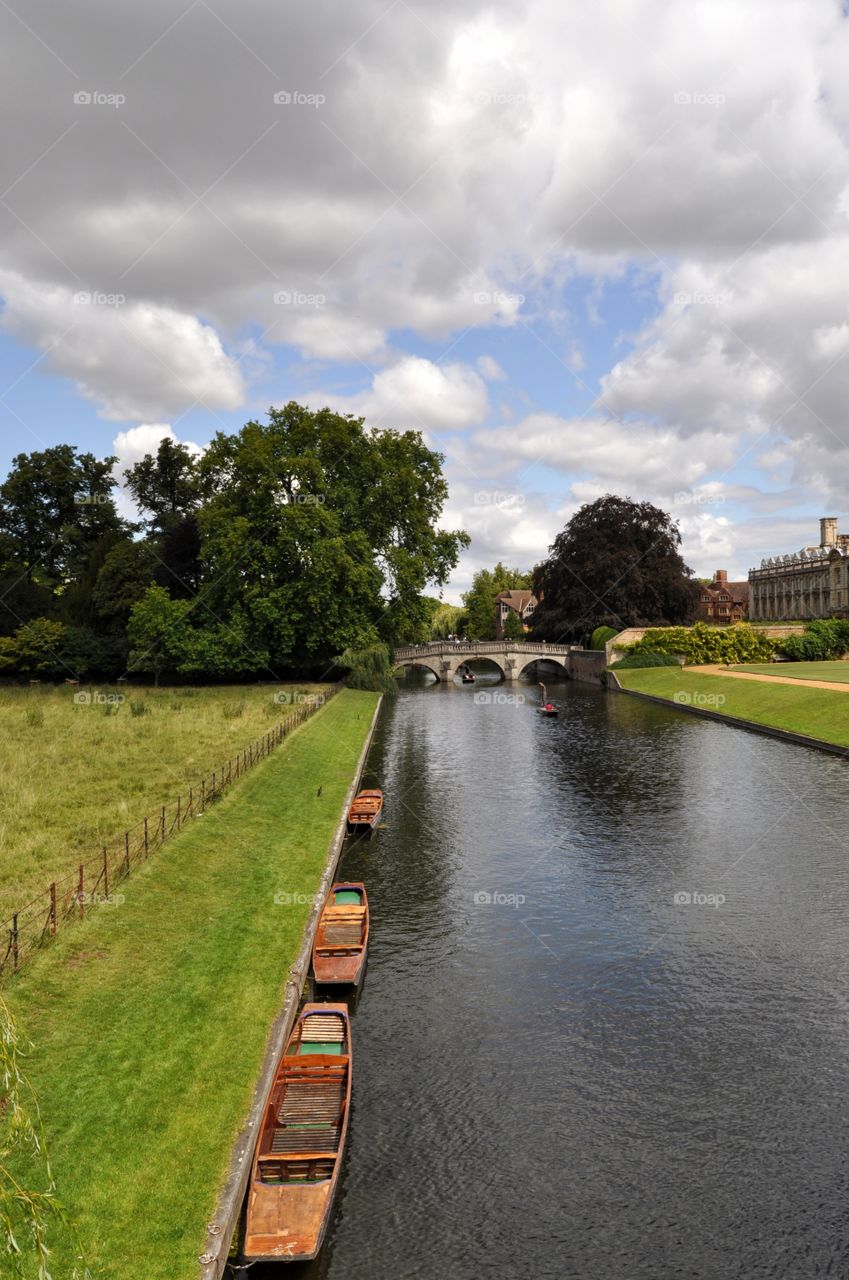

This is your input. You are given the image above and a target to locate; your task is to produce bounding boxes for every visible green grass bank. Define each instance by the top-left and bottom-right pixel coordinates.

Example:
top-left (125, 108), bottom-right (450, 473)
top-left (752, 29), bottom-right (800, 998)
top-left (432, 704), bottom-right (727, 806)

top-left (731, 660), bottom-right (849, 683)
top-left (7, 687), bottom-right (379, 1280)
top-left (615, 667), bottom-right (849, 748)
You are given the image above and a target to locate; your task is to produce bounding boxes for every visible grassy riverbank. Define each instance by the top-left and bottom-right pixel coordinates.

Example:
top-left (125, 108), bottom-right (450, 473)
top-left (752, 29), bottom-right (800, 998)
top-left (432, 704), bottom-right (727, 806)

top-left (6, 687), bottom-right (379, 1280)
top-left (731, 660), bottom-right (849, 683)
top-left (0, 682), bottom-right (329, 916)
top-left (615, 667), bottom-right (849, 748)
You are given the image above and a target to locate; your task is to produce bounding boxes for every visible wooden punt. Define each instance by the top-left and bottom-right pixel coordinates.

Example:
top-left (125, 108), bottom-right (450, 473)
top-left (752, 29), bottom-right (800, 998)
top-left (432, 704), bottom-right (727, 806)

top-left (346, 788), bottom-right (383, 832)
top-left (313, 883), bottom-right (369, 986)
top-left (243, 1003), bottom-right (352, 1262)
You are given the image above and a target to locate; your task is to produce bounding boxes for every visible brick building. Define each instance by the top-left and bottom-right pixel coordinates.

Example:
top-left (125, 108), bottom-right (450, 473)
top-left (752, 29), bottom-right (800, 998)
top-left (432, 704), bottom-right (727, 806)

top-left (697, 570), bottom-right (749, 623)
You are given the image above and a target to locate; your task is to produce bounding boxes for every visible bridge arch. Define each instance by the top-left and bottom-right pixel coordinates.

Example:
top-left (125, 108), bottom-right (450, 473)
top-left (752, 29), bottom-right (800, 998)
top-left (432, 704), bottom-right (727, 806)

top-left (515, 655), bottom-right (570, 682)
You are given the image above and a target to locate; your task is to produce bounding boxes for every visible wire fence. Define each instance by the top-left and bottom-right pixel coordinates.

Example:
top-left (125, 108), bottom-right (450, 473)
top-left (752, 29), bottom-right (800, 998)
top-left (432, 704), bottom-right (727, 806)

top-left (0, 685), bottom-right (341, 981)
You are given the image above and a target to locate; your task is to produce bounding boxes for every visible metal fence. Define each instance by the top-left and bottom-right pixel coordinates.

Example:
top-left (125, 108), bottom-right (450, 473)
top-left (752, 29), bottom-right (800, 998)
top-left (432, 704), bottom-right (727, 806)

top-left (0, 686), bottom-right (340, 980)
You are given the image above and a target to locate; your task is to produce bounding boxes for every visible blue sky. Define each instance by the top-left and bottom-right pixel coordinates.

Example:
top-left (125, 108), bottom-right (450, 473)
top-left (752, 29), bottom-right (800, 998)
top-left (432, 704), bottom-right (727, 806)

top-left (2, 0), bottom-right (848, 600)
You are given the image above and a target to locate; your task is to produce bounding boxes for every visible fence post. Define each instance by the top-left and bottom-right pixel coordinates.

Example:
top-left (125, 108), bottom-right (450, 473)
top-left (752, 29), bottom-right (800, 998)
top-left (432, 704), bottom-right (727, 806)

top-left (78, 864), bottom-right (84, 916)
top-left (124, 830), bottom-right (131, 877)
top-left (249, 744), bottom-right (253, 768)
top-left (212, 771), bottom-right (216, 800)
top-left (103, 847), bottom-right (108, 901)
top-left (144, 817), bottom-right (149, 858)
top-left (12, 914), bottom-right (18, 972)
top-left (228, 759), bottom-right (232, 785)
top-left (49, 882), bottom-right (56, 935)
top-left (201, 779), bottom-right (205, 813)
top-left (176, 794), bottom-right (181, 831)
top-left (160, 805), bottom-right (166, 842)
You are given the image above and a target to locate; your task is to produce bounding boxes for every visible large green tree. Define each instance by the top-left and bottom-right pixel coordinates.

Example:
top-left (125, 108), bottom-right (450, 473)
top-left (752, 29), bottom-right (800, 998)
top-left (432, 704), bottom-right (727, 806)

top-left (531, 494), bottom-right (699, 641)
top-left (0, 446), bottom-right (127, 590)
top-left (124, 438), bottom-right (202, 595)
top-left (462, 562), bottom-right (532, 639)
top-left (194, 403), bottom-right (468, 664)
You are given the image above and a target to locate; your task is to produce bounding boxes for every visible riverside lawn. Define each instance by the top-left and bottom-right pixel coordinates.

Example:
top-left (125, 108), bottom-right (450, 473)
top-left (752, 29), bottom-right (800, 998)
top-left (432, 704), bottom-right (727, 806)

top-left (6, 688), bottom-right (379, 1280)
top-left (614, 667), bottom-right (849, 748)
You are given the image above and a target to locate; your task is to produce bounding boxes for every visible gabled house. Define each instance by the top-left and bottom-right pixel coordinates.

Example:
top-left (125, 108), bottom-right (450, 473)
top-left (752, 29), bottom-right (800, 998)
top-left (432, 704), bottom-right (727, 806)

top-left (697, 570), bottom-right (749, 623)
top-left (494, 590), bottom-right (538, 638)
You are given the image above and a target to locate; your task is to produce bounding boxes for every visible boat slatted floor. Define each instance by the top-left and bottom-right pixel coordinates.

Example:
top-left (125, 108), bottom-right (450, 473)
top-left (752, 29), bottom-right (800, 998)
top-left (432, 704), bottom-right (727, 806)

top-left (322, 925), bottom-right (363, 945)
top-left (271, 1124), bottom-right (341, 1154)
top-left (300, 1015), bottom-right (345, 1041)
top-left (279, 1078), bottom-right (346, 1123)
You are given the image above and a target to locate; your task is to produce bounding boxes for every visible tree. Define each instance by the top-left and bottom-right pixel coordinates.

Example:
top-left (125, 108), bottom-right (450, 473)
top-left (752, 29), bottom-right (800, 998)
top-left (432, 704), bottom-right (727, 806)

top-left (531, 495), bottom-right (699, 641)
top-left (126, 586), bottom-right (193, 685)
top-left (0, 446), bottom-right (127, 589)
top-left (124, 439), bottom-right (202, 596)
top-left (462, 563), bottom-right (532, 639)
top-left (196, 404), bottom-right (469, 663)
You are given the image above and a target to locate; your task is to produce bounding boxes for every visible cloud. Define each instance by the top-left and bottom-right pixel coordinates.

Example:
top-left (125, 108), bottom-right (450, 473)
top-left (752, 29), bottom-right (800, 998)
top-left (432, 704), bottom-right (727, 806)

top-left (307, 355), bottom-right (488, 433)
top-left (0, 271), bottom-right (244, 421)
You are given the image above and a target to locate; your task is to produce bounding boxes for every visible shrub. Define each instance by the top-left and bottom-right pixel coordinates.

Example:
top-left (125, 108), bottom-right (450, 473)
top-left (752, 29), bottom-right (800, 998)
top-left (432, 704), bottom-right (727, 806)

top-left (779, 618), bottom-right (849, 661)
top-left (590, 625), bottom-right (619, 651)
top-left (129, 699), bottom-right (150, 717)
top-left (608, 652), bottom-right (682, 669)
top-left (628, 622), bottom-right (775, 665)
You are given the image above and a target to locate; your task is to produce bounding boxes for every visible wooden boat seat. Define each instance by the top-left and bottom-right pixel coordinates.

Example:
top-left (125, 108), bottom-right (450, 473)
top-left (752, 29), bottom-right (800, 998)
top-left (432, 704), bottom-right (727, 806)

top-left (271, 1125), bottom-right (341, 1154)
top-left (298, 1015), bottom-right (345, 1042)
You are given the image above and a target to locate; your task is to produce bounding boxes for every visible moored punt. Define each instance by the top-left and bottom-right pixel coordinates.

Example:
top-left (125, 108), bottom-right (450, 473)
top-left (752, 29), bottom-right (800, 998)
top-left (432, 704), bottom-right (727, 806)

top-left (313, 883), bottom-right (369, 986)
top-left (243, 1004), bottom-right (352, 1262)
top-left (346, 788), bottom-right (383, 832)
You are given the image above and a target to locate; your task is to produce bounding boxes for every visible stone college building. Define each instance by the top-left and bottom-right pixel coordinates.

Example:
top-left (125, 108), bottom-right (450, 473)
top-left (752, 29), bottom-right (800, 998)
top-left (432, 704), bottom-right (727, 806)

top-left (748, 518), bottom-right (849, 620)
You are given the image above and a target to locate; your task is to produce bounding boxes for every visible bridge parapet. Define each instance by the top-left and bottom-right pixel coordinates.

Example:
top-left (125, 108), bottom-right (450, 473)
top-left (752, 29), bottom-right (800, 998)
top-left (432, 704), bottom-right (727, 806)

top-left (392, 639), bottom-right (574, 682)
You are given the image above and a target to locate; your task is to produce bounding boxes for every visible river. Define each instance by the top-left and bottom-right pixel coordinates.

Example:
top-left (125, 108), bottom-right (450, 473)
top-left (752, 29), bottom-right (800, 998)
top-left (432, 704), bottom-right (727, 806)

top-left (247, 672), bottom-right (849, 1279)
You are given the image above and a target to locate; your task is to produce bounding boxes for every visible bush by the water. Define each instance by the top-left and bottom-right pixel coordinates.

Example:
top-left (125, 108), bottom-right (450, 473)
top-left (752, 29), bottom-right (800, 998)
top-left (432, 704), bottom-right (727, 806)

top-left (780, 618), bottom-right (849, 661)
top-left (608, 652), bottom-right (681, 669)
top-left (336, 644), bottom-right (397, 694)
top-left (590, 625), bottom-right (619, 650)
top-left (627, 622), bottom-right (775, 665)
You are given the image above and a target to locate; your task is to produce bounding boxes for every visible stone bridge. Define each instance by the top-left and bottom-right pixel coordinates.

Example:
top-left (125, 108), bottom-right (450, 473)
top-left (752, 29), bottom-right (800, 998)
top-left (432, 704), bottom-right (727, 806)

top-left (392, 639), bottom-right (577, 683)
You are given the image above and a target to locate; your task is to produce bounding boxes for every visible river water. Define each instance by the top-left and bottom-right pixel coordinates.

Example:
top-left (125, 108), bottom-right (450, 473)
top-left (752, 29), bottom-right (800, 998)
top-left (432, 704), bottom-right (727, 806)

top-left (249, 672), bottom-right (849, 1280)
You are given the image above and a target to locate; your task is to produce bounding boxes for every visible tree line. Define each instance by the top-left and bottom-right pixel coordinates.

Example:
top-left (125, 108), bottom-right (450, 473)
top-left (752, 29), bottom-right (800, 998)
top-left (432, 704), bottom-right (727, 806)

top-left (0, 404), bottom-right (469, 680)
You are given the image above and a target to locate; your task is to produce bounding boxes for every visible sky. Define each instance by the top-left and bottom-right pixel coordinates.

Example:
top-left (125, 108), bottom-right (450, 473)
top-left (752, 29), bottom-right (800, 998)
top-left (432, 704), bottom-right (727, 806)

top-left (2, 0), bottom-right (849, 601)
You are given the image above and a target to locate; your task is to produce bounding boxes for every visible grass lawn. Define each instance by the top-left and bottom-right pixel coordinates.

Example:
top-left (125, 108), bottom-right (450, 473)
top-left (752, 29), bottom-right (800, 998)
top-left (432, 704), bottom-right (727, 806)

top-left (6, 687), bottom-right (379, 1280)
top-left (615, 667), bottom-right (849, 747)
top-left (0, 682), bottom-right (328, 918)
top-left (730, 661), bottom-right (849, 683)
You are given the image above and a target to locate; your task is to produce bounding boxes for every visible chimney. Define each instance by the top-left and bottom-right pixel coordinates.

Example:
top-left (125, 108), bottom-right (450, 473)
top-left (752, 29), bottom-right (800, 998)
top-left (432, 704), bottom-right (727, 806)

top-left (714, 569), bottom-right (727, 584)
top-left (820, 517), bottom-right (838, 548)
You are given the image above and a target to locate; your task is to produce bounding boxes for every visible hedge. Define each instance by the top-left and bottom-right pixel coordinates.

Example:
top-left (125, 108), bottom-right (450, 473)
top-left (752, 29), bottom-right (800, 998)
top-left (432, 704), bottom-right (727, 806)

top-left (627, 622), bottom-right (775, 665)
